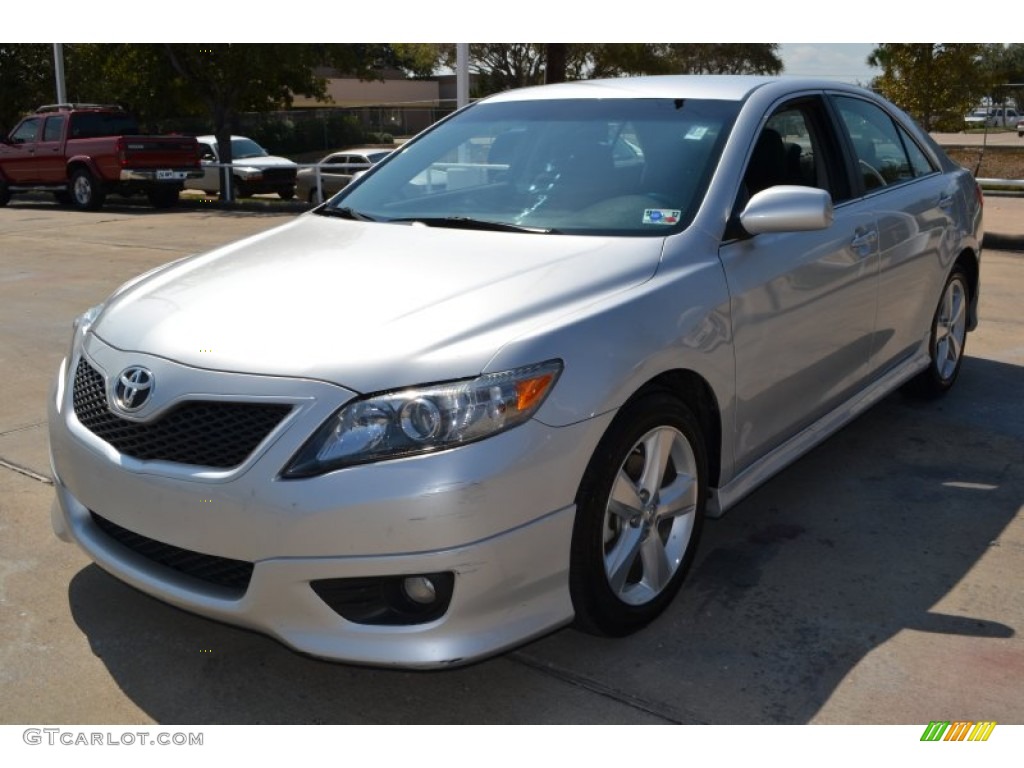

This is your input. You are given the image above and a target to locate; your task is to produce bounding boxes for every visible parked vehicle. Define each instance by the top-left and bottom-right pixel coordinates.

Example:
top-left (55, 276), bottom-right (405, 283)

top-left (184, 135), bottom-right (297, 199)
top-left (296, 148), bottom-right (392, 204)
top-left (964, 106), bottom-right (1021, 128)
top-left (0, 103), bottom-right (202, 210)
top-left (50, 76), bottom-right (983, 668)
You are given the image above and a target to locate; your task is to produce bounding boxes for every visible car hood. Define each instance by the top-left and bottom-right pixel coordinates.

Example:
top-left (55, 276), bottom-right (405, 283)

top-left (92, 215), bottom-right (664, 392)
top-left (232, 155), bottom-right (295, 168)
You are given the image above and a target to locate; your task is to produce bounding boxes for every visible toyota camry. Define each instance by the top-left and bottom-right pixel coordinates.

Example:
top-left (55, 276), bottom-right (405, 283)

top-left (49, 76), bottom-right (983, 667)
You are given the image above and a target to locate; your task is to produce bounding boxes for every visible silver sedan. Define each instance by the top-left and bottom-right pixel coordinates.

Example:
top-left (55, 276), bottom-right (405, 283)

top-left (49, 76), bottom-right (983, 667)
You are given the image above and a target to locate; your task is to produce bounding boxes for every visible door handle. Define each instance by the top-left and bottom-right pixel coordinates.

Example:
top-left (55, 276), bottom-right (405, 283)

top-left (938, 194), bottom-right (954, 210)
top-left (850, 228), bottom-right (878, 256)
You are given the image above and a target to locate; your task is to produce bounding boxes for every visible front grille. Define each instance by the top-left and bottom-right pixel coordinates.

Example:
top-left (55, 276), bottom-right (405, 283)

top-left (261, 167), bottom-right (296, 183)
top-left (72, 359), bottom-right (291, 469)
top-left (91, 511), bottom-right (253, 593)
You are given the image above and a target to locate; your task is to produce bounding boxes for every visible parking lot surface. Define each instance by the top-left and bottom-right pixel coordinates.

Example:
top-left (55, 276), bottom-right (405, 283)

top-left (1, 199), bottom-right (1021, 724)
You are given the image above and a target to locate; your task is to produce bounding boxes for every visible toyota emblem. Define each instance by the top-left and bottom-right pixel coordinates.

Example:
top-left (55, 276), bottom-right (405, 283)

top-left (113, 367), bottom-right (154, 412)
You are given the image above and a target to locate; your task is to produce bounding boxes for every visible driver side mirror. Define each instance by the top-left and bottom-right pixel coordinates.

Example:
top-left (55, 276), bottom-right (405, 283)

top-left (738, 185), bottom-right (834, 235)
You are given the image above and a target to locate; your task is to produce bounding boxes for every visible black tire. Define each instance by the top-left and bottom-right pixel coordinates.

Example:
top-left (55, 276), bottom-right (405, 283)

top-left (69, 168), bottom-right (105, 210)
top-left (570, 391), bottom-right (707, 637)
top-left (0, 182), bottom-right (9, 207)
top-left (147, 186), bottom-right (180, 209)
top-left (277, 186), bottom-right (296, 200)
top-left (903, 264), bottom-right (970, 399)
top-left (233, 178), bottom-right (250, 199)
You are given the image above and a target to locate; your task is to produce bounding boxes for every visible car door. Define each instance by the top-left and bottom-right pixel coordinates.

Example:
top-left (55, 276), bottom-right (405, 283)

top-left (193, 141), bottom-right (220, 191)
top-left (830, 94), bottom-right (957, 377)
top-left (718, 96), bottom-right (880, 472)
top-left (37, 115), bottom-right (67, 183)
top-left (1, 117), bottom-right (43, 184)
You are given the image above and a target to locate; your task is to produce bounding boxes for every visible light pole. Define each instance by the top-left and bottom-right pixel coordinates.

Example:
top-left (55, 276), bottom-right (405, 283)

top-left (53, 43), bottom-right (67, 104)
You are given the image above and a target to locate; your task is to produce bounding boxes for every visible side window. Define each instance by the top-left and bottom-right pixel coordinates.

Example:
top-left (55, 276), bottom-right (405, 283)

top-left (43, 116), bottom-right (66, 142)
top-left (10, 118), bottom-right (41, 143)
top-left (742, 99), bottom-right (843, 202)
top-left (898, 124), bottom-right (936, 177)
top-left (833, 96), bottom-right (930, 192)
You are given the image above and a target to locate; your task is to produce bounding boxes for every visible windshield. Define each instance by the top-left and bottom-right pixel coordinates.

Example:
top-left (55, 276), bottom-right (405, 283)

top-left (325, 98), bottom-right (739, 236)
top-left (230, 137), bottom-right (269, 159)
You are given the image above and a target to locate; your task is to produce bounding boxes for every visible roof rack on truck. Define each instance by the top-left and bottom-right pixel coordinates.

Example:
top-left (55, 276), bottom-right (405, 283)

top-left (35, 103), bottom-right (124, 113)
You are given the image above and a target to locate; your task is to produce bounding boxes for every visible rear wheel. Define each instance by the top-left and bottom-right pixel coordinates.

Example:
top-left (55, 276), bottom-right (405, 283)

top-left (70, 168), bottom-right (105, 210)
top-left (0, 182), bottom-right (9, 207)
top-left (277, 186), bottom-right (296, 200)
top-left (904, 265), bottom-right (970, 399)
top-left (570, 392), bottom-right (706, 636)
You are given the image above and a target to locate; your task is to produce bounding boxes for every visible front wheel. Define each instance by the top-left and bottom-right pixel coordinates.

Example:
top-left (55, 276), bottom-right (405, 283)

top-left (70, 168), bottom-right (105, 210)
top-left (570, 392), bottom-right (707, 636)
top-left (904, 265), bottom-right (970, 399)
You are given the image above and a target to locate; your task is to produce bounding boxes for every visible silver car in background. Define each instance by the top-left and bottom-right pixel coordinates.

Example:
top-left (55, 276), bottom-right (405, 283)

top-left (296, 148), bottom-right (392, 204)
top-left (49, 76), bottom-right (983, 667)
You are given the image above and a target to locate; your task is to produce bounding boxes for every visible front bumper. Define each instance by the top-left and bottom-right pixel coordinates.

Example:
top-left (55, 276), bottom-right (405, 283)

top-left (48, 340), bottom-right (611, 667)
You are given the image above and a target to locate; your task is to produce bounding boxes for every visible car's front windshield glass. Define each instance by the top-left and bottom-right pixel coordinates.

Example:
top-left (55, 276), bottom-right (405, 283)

top-left (324, 98), bottom-right (739, 236)
top-left (230, 138), bottom-right (268, 159)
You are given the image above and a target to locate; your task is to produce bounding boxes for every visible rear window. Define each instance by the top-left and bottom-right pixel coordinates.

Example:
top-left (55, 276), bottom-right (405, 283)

top-left (69, 112), bottom-right (139, 139)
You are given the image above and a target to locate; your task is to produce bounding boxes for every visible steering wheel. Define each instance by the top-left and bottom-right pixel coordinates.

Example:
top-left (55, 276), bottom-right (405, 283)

top-left (859, 159), bottom-right (886, 190)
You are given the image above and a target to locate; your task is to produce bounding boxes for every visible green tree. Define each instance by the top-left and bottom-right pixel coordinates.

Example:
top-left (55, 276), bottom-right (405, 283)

top-left (62, 44), bottom-right (194, 130)
top-left (424, 43), bottom-right (782, 98)
top-left (978, 43), bottom-right (1024, 110)
top-left (0, 44), bottom-right (56, 134)
top-left (868, 44), bottom-right (986, 130)
top-left (160, 44), bottom-right (387, 198)
top-left (592, 44), bottom-right (783, 77)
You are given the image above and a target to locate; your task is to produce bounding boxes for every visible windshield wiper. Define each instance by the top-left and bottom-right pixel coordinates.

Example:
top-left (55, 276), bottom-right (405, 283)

top-left (387, 216), bottom-right (556, 234)
top-left (318, 206), bottom-right (377, 222)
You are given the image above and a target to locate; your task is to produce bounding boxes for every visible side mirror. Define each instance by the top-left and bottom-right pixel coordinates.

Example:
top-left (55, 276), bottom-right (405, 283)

top-left (739, 185), bottom-right (834, 235)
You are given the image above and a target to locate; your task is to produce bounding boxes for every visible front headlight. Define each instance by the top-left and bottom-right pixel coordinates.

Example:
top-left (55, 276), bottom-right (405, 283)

top-left (66, 303), bottom-right (104, 367)
top-left (283, 360), bottom-right (562, 478)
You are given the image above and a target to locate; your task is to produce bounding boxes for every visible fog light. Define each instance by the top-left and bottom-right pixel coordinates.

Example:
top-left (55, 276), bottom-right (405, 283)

top-left (311, 572), bottom-right (455, 626)
top-left (402, 575), bottom-right (437, 604)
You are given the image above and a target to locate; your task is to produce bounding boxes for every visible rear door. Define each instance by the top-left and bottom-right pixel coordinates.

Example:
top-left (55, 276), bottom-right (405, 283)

top-left (829, 94), bottom-right (956, 377)
top-left (37, 115), bottom-right (67, 182)
top-left (718, 95), bottom-right (880, 472)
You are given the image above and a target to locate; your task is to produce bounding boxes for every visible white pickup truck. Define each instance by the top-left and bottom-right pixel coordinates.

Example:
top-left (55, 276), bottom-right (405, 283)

top-left (964, 106), bottom-right (1021, 129)
top-left (184, 135), bottom-right (297, 199)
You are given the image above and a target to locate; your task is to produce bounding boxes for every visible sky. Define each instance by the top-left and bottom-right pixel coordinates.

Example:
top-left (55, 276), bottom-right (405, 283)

top-left (778, 44), bottom-right (879, 84)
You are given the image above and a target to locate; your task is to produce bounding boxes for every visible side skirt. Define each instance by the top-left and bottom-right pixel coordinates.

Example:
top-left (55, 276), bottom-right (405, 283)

top-left (707, 349), bottom-right (931, 518)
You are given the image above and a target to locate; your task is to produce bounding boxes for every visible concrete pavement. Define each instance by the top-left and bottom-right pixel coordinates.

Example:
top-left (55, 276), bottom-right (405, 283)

top-left (982, 193), bottom-right (1024, 251)
top-left (0, 199), bottom-right (1021, 725)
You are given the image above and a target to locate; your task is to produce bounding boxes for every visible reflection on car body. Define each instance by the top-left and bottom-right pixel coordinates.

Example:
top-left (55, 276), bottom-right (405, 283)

top-left (49, 76), bottom-right (983, 668)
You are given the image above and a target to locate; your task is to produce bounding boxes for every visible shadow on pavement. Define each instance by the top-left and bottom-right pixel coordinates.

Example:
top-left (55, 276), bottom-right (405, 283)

top-left (68, 356), bottom-right (1023, 724)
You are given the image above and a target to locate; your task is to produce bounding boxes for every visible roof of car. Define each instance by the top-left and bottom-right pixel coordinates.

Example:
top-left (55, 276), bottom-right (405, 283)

top-left (194, 135), bottom-right (259, 143)
top-left (325, 147), bottom-right (392, 156)
top-left (482, 75), bottom-right (864, 104)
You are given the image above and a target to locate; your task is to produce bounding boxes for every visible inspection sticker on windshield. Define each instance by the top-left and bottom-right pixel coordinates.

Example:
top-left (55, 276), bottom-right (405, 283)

top-left (684, 125), bottom-right (709, 140)
top-left (643, 209), bottom-right (681, 225)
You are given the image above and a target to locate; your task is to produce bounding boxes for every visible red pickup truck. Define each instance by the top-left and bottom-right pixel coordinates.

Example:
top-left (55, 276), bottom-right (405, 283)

top-left (0, 103), bottom-right (202, 210)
